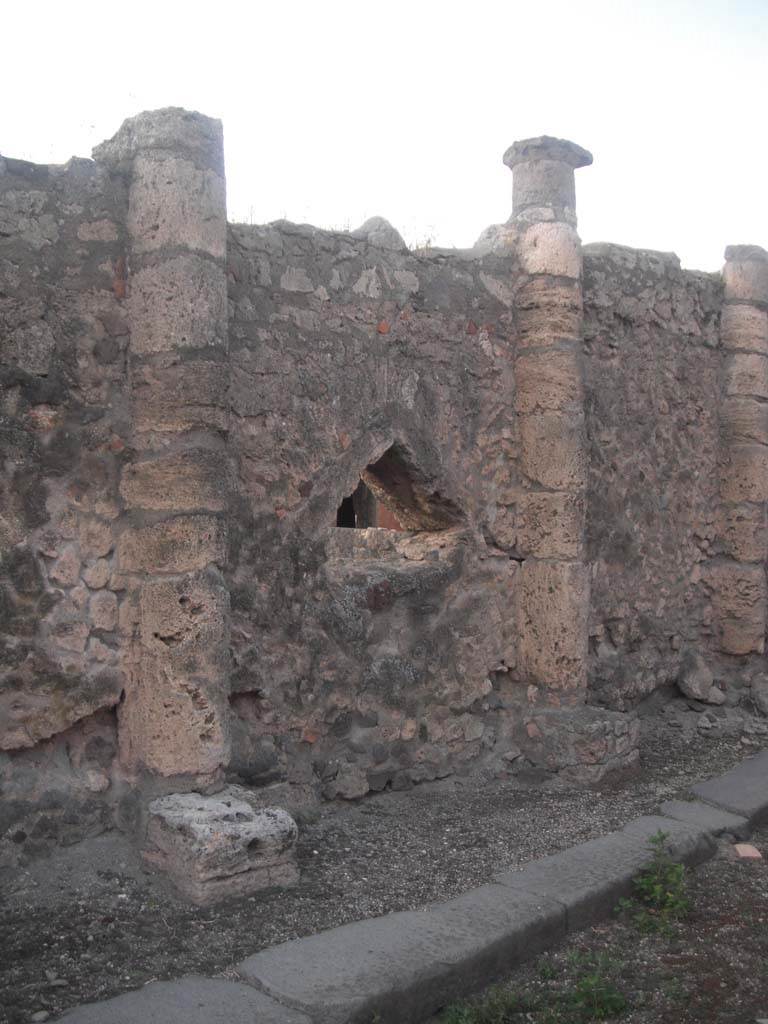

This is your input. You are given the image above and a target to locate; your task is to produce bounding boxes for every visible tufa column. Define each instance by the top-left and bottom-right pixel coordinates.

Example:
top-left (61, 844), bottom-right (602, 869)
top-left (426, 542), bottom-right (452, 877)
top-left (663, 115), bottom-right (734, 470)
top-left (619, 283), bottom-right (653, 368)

top-left (505, 137), bottom-right (592, 705)
top-left (713, 245), bottom-right (768, 655)
top-left (94, 109), bottom-right (231, 781)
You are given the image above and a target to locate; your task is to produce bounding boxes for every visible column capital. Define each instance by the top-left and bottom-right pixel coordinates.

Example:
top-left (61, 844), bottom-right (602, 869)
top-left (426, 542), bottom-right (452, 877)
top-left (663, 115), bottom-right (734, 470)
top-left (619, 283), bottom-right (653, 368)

top-left (504, 136), bottom-right (592, 225)
top-left (93, 107), bottom-right (224, 176)
top-left (503, 136), bottom-right (593, 171)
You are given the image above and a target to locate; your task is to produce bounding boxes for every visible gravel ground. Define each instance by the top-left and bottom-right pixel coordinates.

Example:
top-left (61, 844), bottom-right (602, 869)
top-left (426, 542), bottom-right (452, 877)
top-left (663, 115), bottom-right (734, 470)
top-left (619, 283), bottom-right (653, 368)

top-left (439, 826), bottom-right (768, 1023)
top-left (0, 703), bottom-right (765, 1024)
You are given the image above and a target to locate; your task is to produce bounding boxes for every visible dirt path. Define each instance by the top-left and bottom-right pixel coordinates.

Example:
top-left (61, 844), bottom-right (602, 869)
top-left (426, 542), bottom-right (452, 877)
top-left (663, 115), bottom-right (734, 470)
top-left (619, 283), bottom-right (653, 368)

top-left (1, 707), bottom-right (765, 1024)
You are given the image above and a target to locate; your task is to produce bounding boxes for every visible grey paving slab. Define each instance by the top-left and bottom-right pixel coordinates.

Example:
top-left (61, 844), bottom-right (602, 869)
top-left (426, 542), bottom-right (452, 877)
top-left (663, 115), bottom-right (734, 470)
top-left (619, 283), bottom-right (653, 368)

top-left (620, 815), bottom-right (715, 866)
top-left (495, 814), bottom-right (714, 934)
top-left (690, 749), bottom-right (768, 825)
top-left (494, 831), bottom-right (649, 932)
top-left (237, 883), bottom-right (564, 1024)
top-left (659, 799), bottom-right (750, 839)
top-left (56, 977), bottom-right (309, 1024)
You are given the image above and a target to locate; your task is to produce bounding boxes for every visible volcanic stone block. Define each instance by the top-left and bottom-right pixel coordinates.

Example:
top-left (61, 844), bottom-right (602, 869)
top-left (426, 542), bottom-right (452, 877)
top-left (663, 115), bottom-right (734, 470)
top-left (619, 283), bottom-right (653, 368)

top-left (721, 397), bottom-right (768, 446)
top-left (518, 222), bottom-right (581, 279)
top-left (514, 349), bottom-right (582, 415)
top-left (709, 562), bottom-right (767, 655)
top-left (117, 515), bottom-right (226, 574)
top-left (89, 589), bottom-right (118, 631)
top-left (138, 571), bottom-right (228, 654)
top-left (721, 304), bottom-right (768, 354)
top-left (516, 491), bottom-right (584, 559)
top-left (129, 255), bottom-right (227, 354)
top-left (720, 444), bottom-right (768, 504)
top-left (142, 788), bottom-right (299, 905)
top-left (120, 448), bottom-right (228, 512)
top-left (717, 504), bottom-right (768, 563)
top-left (519, 411), bottom-right (587, 491)
top-left (128, 154), bottom-right (226, 258)
top-left (722, 248), bottom-right (768, 304)
top-left (516, 559), bottom-right (589, 691)
top-left (513, 706), bottom-right (639, 781)
top-left (119, 650), bottom-right (230, 776)
top-left (725, 353), bottom-right (768, 400)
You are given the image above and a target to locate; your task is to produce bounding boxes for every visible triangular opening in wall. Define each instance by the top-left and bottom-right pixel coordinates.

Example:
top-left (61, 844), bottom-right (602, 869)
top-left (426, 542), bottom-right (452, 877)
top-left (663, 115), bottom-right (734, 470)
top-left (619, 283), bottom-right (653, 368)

top-left (334, 443), bottom-right (463, 532)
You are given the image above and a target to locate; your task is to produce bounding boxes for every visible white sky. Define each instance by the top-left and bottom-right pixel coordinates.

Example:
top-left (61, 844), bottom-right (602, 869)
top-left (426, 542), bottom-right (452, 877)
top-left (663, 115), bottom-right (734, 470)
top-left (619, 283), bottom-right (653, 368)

top-left (3, 0), bottom-right (766, 271)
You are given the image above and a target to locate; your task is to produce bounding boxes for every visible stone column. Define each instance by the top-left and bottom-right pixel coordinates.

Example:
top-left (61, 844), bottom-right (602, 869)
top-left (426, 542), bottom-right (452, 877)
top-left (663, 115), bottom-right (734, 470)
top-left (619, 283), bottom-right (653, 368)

top-left (505, 137), bottom-right (592, 706)
top-left (713, 245), bottom-right (768, 655)
top-left (93, 109), bottom-right (231, 781)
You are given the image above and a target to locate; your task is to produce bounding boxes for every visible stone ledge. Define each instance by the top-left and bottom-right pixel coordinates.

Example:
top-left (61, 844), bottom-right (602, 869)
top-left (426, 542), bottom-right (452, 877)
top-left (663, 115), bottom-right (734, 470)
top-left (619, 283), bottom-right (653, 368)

top-left (236, 884), bottom-right (565, 1024)
top-left (690, 749), bottom-right (768, 826)
top-left (659, 798), bottom-right (751, 840)
top-left (57, 977), bottom-right (309, 1024)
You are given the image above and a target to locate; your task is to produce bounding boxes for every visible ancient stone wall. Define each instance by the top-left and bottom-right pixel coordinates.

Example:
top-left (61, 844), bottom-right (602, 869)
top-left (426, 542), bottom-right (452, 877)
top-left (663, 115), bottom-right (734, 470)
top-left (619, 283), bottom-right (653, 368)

top-left (583, 244), bottom-right (723, 709)
top-left (226, 220), bottom-right (521, 798)
top-left (0, 151), bottom-right (128, 855)
top-left (1, 106), bottom-right (766, 865)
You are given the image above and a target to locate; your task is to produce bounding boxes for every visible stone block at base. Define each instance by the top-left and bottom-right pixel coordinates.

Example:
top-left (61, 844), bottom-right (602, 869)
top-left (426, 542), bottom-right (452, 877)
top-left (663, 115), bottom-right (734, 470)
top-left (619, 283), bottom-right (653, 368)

top-left (142, 786), bottom-right (299, 905)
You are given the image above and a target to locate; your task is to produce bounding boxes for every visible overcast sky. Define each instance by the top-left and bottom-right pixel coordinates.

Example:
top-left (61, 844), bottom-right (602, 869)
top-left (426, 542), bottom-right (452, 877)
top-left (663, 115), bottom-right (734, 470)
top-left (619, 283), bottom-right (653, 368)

top-left (3, 0), bottom-right (766, 270)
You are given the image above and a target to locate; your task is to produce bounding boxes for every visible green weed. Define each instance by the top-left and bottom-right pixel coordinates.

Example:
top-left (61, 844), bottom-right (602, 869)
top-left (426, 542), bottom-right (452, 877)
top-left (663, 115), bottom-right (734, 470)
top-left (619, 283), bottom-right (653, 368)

top-left (617, 830), bottom-right (690, 935)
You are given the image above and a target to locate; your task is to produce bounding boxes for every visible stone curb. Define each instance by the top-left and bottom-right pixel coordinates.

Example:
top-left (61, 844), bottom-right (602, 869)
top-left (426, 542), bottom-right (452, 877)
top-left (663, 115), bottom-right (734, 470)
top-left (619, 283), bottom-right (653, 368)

top-left (56, 749), bottom-right (768, 1024)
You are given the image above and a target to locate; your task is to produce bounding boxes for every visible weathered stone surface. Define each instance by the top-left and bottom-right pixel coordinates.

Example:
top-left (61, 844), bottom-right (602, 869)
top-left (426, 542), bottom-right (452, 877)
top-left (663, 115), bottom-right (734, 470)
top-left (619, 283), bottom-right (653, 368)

top-left (708, 562), bottom-right (767, 655)
top-left (513, 706), bottom-right (640, 782)
top-left (58, 977), bottom-right (310, 1024)
top-left (752, 675), bottom-right (768, 716)
top-left (658, 799), bottom-right (750, 839)
top-left (516, 560), bottom-right (588, 690)
top-left (93, 107), bottom-right (225, 174)
top-left (519, 412), bottom-right (586, 490)
top-left (89, 590), bottom-right (118, 632)
top-left (515, 348), bottom-right (582, 415)
top-left (721, 443), bottom-right (768, 504)
top-left (690, 750), bottom-right (768, 825)
top-left (128, 154), bottom-right (226, 258)
top-left (143, 788), bottom-right (298, 905)
top-left (120, 449), bottom-right (228, 511)
top-left (722, 248), bottom-right (768, 304)
top-left (497, 814), bottom-right (711, 933)
top-left (238, 883), bottom-right (564, 1024)
top-left (720, 303), bottom-right (768, 354)
top-left (725, 353), bottom-right (768, 400)
top-left (0, 664), bottom-right (122, 751)
top-left (518, 222), bottom-right (581, 278)
top-left (129, 255), bottom-right (228, 354)
top-left (351, 216), bottom-right (406, 251)
top-left (117, 516), bottom-right (226, 574)
top-left (516, 491), bottom-right (584, 559)
top-left (721, 397), bottom-right (768, 446)
top-left (118, 648), bottom-right (230, 776)
top-left (677, 649), bottom-right (724, 704)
